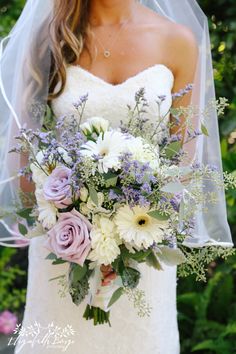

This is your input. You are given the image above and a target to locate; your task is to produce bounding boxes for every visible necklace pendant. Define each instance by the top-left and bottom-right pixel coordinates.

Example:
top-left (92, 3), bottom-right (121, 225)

top-left (104, 49), bottom-right (111, 58)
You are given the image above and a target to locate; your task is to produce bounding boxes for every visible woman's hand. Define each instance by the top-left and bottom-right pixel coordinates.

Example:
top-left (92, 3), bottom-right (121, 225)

top-left (100, 264), bottom-right (117, 286)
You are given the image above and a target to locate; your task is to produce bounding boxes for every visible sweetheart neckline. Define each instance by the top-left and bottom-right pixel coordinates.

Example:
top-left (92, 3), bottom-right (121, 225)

top-left (66, 63), bottom-right (174, 88)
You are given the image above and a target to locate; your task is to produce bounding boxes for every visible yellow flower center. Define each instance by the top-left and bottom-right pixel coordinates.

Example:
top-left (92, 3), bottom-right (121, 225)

top-left (135, 215), bottom-right (150, 227)
top-left (100, 148), bottom-right (108, 156)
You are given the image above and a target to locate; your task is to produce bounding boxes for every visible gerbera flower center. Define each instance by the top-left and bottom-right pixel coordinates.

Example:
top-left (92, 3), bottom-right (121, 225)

top-left (135, 215), bottom-right (150, 227)
top-left (100, 148), bottom-right (109, 156)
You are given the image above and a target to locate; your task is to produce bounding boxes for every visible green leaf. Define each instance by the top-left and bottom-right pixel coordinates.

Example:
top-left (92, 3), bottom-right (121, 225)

top-left (146, 250), bottom-right (163, 270)
top-left (52, 258), bottom-right (68, 265)
top-left (16, 208), bottom-right (32, 219)
top-left (160, 182), bottom-right (185, 193)
top-left (45, 252), bottom-right (57, 260)
top-left (70, 263), bottom-right (88, 282)
top-left (49, 275), bottom-right (65, 282)
top-left (201, 122), bottom-right (209, 136)
top-left (108, 287), bottom-right (124, 307)
top-left (129, 249), bottom-right (152, 262)
top-left (147, 210), bottom-right (169, 221)
top-left (158, 246), bottom-right (186, 266)
top-left (164, 141), bottom-right (181, 159)
top-left (105, 176), bottom-right (118, 188)
top-left (88, 185), bottom-right (98, 206)
top-left (103, 171), bottom-right (118, 188)
top-left (18, 223), bottom-right (28, 236)
top-left (121, 267), bottom-right (141, 288)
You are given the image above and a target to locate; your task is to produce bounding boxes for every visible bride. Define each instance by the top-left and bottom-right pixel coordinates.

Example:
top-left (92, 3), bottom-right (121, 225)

top-left (0, 0), bottom-right (233, 354)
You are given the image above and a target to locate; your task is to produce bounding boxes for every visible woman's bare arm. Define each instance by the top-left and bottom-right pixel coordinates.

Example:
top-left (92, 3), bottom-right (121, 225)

top-left (170, 26), bottom-right (199, 138)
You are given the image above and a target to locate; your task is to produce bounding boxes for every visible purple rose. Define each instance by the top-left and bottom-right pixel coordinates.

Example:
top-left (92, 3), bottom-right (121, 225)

top-left (43, 166), bottom-right (72, 208)
top-left (44, 209), bottom-right (92, 266)
top-left (0, 311), bottom-right (18, 335)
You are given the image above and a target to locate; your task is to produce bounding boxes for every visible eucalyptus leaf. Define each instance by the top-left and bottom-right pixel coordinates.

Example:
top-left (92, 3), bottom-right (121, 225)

top-left (45, 252), bottom-right (57, 260)
top-left (70, 263), bottom-right (87, 282)
top-left (147, 210), bottom-right (169, 221)
top-left (157, 246), bottom-right (186, 266)
top-left (18, 223), bottom-right (28, 236)
top-left (160, 182), bottom-right (185, 193)
top-left (105, 176), bottom-right (118, 188)
top-left (16, 208), bottom-right (32, 219)
top-left (121, 267), bottom-right (141, 288)
top-left (108, 287), bottom-right (124, 308)
top-left (49, 275), bottom-right (65, 282)
top-left (52, 258), bottom-right (68, 265)
top-left (201, 122), bottom-right (209, 136)
top-left (164, 141), bottom-right (181, 159)
top-left (129, 249), bottom-right (152, 262)
top-left (146, 251), bottom-right (163, 270)
top-left (88, 185), bottom-right (98, 206)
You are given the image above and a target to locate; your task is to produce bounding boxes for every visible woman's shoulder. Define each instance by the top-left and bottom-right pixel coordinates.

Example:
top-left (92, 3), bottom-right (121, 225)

top-left (138, 3), bottom-right (198, 51)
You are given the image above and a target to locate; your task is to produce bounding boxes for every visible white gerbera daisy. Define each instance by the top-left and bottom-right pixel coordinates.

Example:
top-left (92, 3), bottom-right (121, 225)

top-left (88, 217), bottom-right (121, 265)
top-left (80, 130), bottom-right (128, 173)
top-left (35, 189), bottom-right (57, 229)
top-left (114, 205), bottom-right (168, 248)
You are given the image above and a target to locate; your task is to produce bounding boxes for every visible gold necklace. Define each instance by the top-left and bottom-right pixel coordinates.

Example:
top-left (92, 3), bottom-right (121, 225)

top-left (91, 17), bottom-right (132, 58)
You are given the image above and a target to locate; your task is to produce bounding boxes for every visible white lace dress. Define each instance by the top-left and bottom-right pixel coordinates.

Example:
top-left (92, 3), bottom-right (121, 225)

top-left (15, 64), bottom-right (180, 354)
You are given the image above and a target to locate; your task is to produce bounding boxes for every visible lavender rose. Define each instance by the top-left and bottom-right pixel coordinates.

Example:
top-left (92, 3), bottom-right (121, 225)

top-left (43, 166), bottom-right (73, 208)
top-left (44, 209), bottom-right (92, 266)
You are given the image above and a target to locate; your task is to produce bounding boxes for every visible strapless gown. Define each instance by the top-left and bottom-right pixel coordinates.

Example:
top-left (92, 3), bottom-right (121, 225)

top-left (14, 64), bottom-right (180, 354)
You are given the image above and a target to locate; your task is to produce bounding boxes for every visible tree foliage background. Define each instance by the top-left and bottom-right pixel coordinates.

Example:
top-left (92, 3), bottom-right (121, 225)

top-left (0, 1), bottom-right (236, 353)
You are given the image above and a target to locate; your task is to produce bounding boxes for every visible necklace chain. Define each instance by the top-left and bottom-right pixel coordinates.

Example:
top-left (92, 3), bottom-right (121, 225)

top-left (91, 16), bottom-right (132, 58)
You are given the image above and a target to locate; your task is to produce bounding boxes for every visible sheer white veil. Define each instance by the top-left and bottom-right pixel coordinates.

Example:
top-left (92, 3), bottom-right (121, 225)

top-left (0, 0), bottom-right (233, 247)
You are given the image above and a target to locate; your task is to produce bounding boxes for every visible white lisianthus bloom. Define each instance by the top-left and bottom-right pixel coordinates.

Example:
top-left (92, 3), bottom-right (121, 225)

top-left (88, 217), bottom-right (121, 265)
top-left (80, 117), bottom-right (110, 135)
top-left (35, 189), bottom-right (57, 229)
top-left (79, 202), bottom-right (90, 216)
top-left (79, 186), bottom-right (89, 202)
top-left (80, 130), bottom-right (128, 173)
top-left (114, 205), bottom-right (168, 248)
top-left (127, 137), bottom-right (159, 171)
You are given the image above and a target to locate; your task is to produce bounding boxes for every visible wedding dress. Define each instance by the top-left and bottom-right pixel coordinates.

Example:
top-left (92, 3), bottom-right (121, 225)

top-left (14, 63), bottom-right (180, 354)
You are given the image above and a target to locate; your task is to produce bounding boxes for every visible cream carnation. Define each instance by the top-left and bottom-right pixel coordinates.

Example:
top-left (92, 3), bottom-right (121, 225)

top-left (88, 217), bottom-right (121, 265)
top-left (127, 137), bottom-right (159, 171)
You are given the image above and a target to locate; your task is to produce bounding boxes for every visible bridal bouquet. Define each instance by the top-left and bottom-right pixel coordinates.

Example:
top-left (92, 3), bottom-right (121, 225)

top-left (11, 88), bottom-right (235, 325)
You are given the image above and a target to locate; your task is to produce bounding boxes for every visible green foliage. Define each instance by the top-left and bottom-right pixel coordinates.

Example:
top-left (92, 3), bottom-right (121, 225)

top-left (68, 262), bottom-right (92, 306)
top-left (0, 247), bottom-right (26, 313)
top-left (178, 253), bottom-right (236, 354)
top-left (0, 1), bottom-right (26, 37)
top-left (178, 3), bottom-right (236, 352)
top-left (198, 0), bottom-right (236, 235)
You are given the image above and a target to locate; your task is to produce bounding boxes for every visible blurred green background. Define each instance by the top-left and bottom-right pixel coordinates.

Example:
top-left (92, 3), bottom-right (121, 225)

top-left (0, 0), bottom-right (236, 353)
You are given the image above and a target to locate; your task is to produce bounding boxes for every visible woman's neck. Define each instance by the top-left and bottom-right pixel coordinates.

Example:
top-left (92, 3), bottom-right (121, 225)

top-left (89, 0), bottom-right (137, 26)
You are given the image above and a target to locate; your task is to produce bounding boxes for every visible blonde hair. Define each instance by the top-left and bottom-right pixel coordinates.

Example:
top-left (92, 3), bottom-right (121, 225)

top-left (48, 0), bottom-right (93, 101)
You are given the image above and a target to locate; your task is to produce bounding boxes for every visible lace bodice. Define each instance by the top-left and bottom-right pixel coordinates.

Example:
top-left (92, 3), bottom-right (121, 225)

top-left (51, 64), bottom-right (174, 132)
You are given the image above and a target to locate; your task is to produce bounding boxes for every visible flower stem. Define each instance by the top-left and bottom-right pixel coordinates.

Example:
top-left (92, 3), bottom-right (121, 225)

top-left (83, 305), bottom-right (111, 326)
